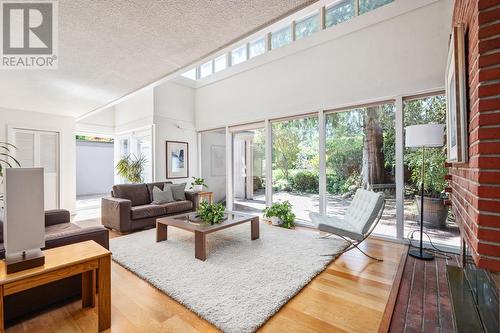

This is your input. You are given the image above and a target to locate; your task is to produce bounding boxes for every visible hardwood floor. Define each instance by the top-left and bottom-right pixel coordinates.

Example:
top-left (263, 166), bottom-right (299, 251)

top-left (6, 221), bottom-right (407, 333)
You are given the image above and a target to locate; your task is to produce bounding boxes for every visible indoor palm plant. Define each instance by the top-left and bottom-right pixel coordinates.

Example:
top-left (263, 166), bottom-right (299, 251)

top-left (262, 201), bottom-right (295, 229)
top-left (0, 141), bottom-right (21, 203)
top-left (190, 177), bottom-right (207, 192)
top-left (116, 154), bottom-right (147, 183)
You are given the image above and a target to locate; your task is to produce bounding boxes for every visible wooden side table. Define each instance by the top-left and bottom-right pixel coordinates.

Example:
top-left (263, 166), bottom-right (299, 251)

top-left (197, 191), bottom-right (214, 207)
top-left (0, 240), bottom-right (111, 332)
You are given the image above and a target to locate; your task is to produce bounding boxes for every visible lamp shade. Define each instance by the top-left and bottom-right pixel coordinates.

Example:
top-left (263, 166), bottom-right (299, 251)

top-left (4, 168), bottom-right (45, 255)
top-left (405, 124), bottom-right (444, 148)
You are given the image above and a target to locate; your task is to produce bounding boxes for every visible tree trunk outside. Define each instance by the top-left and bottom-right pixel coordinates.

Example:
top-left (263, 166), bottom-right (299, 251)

top-left (362, 106), bottom-right (385, 189)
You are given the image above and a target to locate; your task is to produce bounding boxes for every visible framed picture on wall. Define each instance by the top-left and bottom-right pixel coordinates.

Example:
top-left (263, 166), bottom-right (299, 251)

top-left (445, 24), bottom-right (468, 163)
top-left (166, 141), bottom-right (189, 179)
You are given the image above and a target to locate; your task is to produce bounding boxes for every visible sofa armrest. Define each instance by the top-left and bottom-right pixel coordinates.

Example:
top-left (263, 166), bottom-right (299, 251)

top-left (101, 197), bottom-right (132, 232)
top-left (45, 226), bottom-right (109, 250)
top-left (45, 209), bottom-right (70, 226)
top-left (185, 191), bottom-right (200, 209)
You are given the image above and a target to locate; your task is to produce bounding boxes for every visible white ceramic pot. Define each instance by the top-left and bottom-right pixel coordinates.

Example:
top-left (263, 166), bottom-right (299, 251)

top-left (193, 185), bottom-right (204, 192)
top-left (270, 216), bottom-right (283, 226)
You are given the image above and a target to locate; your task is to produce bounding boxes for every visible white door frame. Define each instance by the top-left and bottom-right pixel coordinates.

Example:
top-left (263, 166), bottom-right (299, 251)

top-left (7, 125), bottom-right (62, 209)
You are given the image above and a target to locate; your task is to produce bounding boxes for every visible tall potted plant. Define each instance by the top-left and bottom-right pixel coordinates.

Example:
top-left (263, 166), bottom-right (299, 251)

top-left (115, 154), bottom-right (147, 183)
top-left (406, 148), bottom-right (448, 227)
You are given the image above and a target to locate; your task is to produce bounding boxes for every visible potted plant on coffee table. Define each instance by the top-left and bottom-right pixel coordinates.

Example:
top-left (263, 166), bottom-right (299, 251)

top-left (197, 201), bottom-right (225, 225)
top-left (262, 201), bottom-right (295, 229)
top-left (190, 177), bottom-right (207, 192)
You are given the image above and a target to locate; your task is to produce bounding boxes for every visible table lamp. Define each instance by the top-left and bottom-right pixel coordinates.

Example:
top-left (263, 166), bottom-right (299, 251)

top-left (4, 168), bottom-right (45, 273)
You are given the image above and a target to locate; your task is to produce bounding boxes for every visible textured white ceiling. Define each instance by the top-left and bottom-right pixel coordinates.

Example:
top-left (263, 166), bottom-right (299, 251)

top-left (0, 0), bottom-right (315, 117)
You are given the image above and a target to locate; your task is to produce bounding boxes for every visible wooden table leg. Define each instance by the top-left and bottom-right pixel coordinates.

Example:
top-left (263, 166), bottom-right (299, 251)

top-left (82, 269), bottom-right (96, 308)
top-left (98, 256), bottom-right (111, 332)
top-left (195, 231), bottom-right (207, 261)
top-left (156, 222), bottom-right (168, 242)
top-left (251, 217), bottom-right (260, 240)
top-left (0, 286), bottom-right (4, 333)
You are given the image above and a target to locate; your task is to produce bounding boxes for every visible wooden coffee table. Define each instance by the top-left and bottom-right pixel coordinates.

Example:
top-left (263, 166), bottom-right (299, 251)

top-left (156, 211), bottom-right (259, 261)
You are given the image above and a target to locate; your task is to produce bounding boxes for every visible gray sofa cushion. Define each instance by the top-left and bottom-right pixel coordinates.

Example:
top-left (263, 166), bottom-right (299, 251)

top-left (146, 181), bottom-right (173, 201)
top-left (151, 186), bottom-right (174, 204)
top-left (166, 183), bottom-right (186, 201)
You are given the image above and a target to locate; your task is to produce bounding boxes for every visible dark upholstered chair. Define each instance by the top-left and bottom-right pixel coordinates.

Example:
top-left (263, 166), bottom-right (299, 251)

top-left (0, 209), bottom-right (109, 322)
top-left (101, 182), bottom-right (200, 233)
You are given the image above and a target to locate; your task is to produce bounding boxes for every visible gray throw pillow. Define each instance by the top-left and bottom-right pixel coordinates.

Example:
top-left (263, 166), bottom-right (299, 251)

top-left (151, 186), bottom-right (174, 204)
top-left (165, 183), bottom-right (186, 201)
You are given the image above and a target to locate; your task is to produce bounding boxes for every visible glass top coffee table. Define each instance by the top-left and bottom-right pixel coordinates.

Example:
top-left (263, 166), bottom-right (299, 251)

top-left (156, 211), bottom-right (260, 261)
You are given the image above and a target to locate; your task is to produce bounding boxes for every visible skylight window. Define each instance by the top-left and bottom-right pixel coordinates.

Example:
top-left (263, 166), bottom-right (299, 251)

top-left (249, 37), bottom-right (266, 59)
top-left (199, 61), bottom-right (213, 79)
top-left (214, 54), bottom-right (227, 72)
top-left (359, 0), bottom-right (394, 15)
top-left (325, 0), bottom-right (355, 27)
top-left (231, 45), bottom-right (247, 65)
top-left (271, 26), bottom-right (292, 50)
top-left (179, 0), bottom-right (394, 81)
top-left (295, 12), bottom-right (319, 40)
top-left (181, 68), bottom-right (196, 80)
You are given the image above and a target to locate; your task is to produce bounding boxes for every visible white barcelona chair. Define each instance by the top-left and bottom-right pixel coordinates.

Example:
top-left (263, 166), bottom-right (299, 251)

top-left (311, 189), bottom-right (386, 261)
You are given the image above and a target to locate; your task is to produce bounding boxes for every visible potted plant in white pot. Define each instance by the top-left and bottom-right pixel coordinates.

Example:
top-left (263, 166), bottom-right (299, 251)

top-left (262, 201), bottom-right (295, 229)
top-left (190, 177), bottom-right (207, 192)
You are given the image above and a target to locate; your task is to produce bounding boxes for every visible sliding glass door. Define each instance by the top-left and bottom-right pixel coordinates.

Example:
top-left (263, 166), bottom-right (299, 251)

top-left (232, 126), bottom-right (266, 213)
top-left (403, 95), bottom-right (459, 247)
top-left (271, 116), bottom-right (319, 225)
top-left (198, 91), bottom-right (458, 249)
top-left (325, 102), bottom-right (396, 237)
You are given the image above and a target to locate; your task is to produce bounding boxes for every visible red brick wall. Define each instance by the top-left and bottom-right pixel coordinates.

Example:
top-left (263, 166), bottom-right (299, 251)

top-left (450, 0), bottom-right (500, 271)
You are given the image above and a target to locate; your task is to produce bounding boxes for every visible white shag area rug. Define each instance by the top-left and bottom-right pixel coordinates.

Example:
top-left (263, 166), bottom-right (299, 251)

top-left (110, 222), bottom-right (348, 333)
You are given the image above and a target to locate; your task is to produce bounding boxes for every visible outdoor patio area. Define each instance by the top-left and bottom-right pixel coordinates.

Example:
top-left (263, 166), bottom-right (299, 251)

top-left (234, 191), bottom-right (460, 248)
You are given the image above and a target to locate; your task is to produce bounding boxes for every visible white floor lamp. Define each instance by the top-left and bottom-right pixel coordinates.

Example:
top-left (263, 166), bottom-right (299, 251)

top-left (405, 124), bottom-right (445, 261)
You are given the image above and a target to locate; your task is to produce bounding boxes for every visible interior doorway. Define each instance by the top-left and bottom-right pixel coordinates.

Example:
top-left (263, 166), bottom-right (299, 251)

top-left (8, 127), bottom-right (60, 210)
top-left (231, 126), bottom-right (266, 213)
top-left (75, 134), bottom-right (114, 221)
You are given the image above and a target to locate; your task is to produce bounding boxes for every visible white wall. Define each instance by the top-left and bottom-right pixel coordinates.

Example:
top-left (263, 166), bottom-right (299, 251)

top-left (114, 87), bottom-right (154, 134)
top-left (76, 141), bottom-right (114, 196)
top-left (200, 130), bottom-right (226, 203)
top-left (76, 107), bottom-right (115, 136)
top-left (195, 0), bottom-right (453, 129)
top-left (153, 81), bottom-right (197, 184)
top-left (0, 107), bottom-right (76, 212)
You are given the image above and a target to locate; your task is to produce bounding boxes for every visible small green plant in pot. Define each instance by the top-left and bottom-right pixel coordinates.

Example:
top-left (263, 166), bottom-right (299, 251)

top-left (197, 201), bottom-right (225, 225)
top-left (190, 177), bottom-right (207, 192)
top-left (262, 201), bottom-right (295, 229)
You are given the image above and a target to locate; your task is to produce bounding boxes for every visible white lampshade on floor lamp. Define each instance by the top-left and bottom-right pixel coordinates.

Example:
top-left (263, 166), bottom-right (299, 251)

top-left (405, 124), bottom-right (445, 261)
